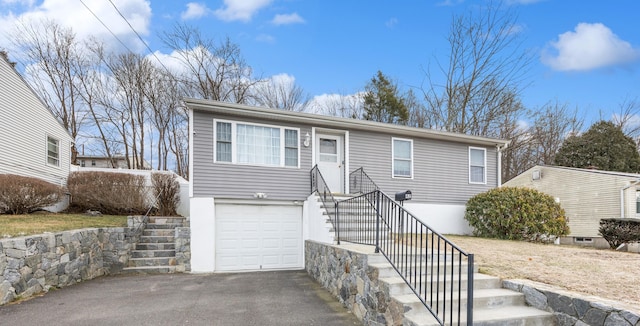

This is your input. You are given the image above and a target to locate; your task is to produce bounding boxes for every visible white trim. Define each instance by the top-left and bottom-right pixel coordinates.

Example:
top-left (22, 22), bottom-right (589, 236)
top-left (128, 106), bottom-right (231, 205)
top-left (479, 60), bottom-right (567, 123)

top-left (392, 137), bottom-right (413, 179)
top-left (314, 128), bottom-right (348, 193)
top-left (469, 146), bottom-right (487, 184)
top-left (213, 118), bottom-right (300, 169)
top-left (189, 109), bottom-right (194, 197)
top-left (344, 131), bottom-right (350, 193)
top-left (45, 134), bottom-right (60, 168)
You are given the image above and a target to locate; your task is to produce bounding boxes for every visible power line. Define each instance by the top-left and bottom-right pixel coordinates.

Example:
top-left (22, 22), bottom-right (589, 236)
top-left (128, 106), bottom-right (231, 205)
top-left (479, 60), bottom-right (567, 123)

top-left (79, 0), bottom-right (135, 54)
top-left (106, 0), bottom-right (172, 74)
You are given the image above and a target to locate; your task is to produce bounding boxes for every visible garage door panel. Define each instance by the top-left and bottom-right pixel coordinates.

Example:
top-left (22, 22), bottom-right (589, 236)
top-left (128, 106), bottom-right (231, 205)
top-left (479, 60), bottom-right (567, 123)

top-left (215, 204), bottom-right (302, 271)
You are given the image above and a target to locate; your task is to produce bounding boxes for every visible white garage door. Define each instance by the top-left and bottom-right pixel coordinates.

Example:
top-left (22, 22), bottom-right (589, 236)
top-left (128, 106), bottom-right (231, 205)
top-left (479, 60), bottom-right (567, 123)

top-left (215, 204), bottom-right (303, 272)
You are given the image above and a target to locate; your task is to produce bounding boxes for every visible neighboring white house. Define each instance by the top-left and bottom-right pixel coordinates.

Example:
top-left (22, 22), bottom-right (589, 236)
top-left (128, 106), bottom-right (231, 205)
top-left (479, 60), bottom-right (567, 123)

top-left (0, 51), bottom-right (73, 211)
top-left (77, 155), bottom-right (152, 170)
top-left (186, 99), bottom-right (509, 273)
top-left (504, 165), bottom-right (640, 248)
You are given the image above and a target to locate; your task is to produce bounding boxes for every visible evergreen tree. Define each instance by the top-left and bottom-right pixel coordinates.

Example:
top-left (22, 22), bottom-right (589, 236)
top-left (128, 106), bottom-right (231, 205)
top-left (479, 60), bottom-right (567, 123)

top-left (555, 121), bottom-right (640, 173)
top-left (362, 71), bottom-right (409, 125)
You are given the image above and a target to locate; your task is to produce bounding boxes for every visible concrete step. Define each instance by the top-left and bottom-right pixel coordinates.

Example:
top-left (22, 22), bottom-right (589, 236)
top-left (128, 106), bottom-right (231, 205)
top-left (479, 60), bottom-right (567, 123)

top-left (143, 229), bottom-right (175, 236)
top-left (404, 305), bottom-right (556, 326)
top-left (146, 223), bottom-right (183, 230)
top-left (121, 265), bottom-right (177, 274)
top-left (148, 217), bottom-right (187, 225)
top-left (128, 256), bottom-right (176, 267)
top-left (131, 249), bottom-right (176, 258)
top-left (380, 274), bottom-right (501, 297)
top-left (139, 235), bottom-right (175, 243)
top-left (136, 242), bottom-right (175, 250)
top-left (370, 261), bottom-right (477, 279)
top-left (395, 288), bottom-right (525, 312)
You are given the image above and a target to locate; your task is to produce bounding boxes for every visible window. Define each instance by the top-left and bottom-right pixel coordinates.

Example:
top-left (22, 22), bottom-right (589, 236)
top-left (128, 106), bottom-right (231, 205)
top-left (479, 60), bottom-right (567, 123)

top-left (91, 160), bottom-right (96, 166)
top-left (81, 160), bottom-right (86, 167)
top-left (636, 190), bottom-right (640, 214)
top-left (319, 138), bottom-right (337, 163)
top-left (469, 147), bottom-right (486, 184)
top-left (47, 136), bottom-right (59, 167)
top-left (214, 120), bottom-right (299, 168)
top-left (392, 138), bottom-right (412, 178)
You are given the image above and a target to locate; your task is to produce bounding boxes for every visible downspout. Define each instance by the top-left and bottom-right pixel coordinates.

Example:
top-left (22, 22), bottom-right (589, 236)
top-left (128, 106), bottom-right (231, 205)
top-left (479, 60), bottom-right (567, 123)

top-left (496, 143), bottom-right (508, 187)
top-left (620, 179), bottom-right (640, 219)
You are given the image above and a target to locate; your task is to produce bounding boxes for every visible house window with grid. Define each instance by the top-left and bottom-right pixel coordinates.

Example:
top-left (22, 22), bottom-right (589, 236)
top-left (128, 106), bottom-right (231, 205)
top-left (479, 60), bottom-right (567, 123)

top-left (392, 138), bottom-right (413, 178)
top-left (469, 147), bottom-right (486, 184)
top-left (47, 136), bottom-right (60, 167)
top-left (214, 120), bottom-right (299, 168)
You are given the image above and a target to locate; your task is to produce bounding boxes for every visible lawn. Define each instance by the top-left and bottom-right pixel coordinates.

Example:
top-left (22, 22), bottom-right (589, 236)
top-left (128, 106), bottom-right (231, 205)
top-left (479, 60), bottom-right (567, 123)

top-left (446, 235), bottom-right (640, 306)
top-left (0, 213), bottom-right (128, 238)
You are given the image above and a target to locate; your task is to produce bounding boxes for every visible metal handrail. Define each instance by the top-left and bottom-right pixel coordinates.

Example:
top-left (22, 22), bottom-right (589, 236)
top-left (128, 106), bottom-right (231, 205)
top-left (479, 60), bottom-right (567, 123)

top-left (310, 165), bottom-right (339, 239)
top-left (336, 189), bottom-right (474, 325)
top-left (349, 167), bottom-right (379, 194)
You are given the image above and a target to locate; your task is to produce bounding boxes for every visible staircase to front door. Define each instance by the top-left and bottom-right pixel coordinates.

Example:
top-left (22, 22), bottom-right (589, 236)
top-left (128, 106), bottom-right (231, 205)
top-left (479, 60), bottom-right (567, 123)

top-left (123, 216), bottom-right (188, 274)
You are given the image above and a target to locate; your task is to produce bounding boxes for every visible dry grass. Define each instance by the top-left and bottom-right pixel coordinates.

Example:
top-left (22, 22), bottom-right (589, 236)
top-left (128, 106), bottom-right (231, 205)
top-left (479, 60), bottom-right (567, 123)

top-left (0, 213), bottom-right (127, 238)
top-left (446, 235), bottom-right (640, 306)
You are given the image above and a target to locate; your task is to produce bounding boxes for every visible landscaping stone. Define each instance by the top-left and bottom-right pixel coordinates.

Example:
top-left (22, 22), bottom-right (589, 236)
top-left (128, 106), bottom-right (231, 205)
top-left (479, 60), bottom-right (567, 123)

top-left (505, 279), bottom-right (640, 326)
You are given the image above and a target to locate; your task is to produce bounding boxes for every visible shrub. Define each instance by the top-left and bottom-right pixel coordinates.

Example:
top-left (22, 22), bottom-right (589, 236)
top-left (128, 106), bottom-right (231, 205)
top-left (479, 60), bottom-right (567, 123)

top-left (599, 218), bottom-right (640, 248)
top-left (151, 172), bottom-right (180, 216)
top-left (0, 174), bottom-right (62, 214)
top-left (67, 171), bottom-right (147, 215)
top-left (464, 187), bottom-right (569, 243)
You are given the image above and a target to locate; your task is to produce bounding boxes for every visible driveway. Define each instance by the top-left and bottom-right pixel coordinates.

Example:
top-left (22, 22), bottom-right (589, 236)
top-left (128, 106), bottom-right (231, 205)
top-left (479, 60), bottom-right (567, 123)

top-left (0, 270), bottom-right (360, 326)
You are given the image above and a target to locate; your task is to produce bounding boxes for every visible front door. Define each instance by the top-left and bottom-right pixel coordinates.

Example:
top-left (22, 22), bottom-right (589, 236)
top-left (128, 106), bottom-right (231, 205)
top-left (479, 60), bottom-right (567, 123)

top-left (316, 133), bottom-right (343, 193)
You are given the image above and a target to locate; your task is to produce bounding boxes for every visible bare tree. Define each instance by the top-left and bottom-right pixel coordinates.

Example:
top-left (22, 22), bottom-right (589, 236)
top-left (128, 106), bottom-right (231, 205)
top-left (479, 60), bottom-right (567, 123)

top-left (529, 100), bottom-right (583, 166)
top-left (161, 24), bottom-right (259, 103)
top-left (11, 19), bottom-right (88, 163)
top-left (307, 92), bottom-right (364, 119)
top-left (611, 96), bottom-right (640, 145)
top-left (422, 1), bottom-right (532, 137)
top-left (253, 74), bottom-right (309, 111)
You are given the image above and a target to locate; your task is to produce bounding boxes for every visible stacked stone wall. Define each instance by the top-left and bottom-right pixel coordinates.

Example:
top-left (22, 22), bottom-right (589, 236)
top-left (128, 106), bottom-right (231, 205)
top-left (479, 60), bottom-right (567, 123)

top-left (0, 225), bottom-right (138, 305)
top-left (504, 280), bottom-right (640, 326)
top-left (305, 240), bottom-right (405, 326)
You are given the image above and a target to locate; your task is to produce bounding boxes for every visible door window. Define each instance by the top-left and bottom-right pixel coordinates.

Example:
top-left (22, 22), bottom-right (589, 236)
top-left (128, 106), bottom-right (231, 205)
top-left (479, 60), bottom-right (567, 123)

top-left (319, 138), bottom-right (338, 163)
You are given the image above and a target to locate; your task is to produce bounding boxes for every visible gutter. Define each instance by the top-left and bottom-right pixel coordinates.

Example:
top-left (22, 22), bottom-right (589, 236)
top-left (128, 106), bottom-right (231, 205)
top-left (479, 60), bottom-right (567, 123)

top-left (496, 142), bottom-right (509, 187)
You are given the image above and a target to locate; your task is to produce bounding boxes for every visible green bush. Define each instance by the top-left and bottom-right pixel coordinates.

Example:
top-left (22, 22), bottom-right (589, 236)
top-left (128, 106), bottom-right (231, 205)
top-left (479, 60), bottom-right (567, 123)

top-left (151, 172), bottom-right (180, 216)
top-left (67, 171), bottom-right (147, 215)
top-left (0, 174), bottom-right (63, 214)
top-left (599, 218), bottom-right (640, 248)
top-left (464, 187), bottom-right (569, 243)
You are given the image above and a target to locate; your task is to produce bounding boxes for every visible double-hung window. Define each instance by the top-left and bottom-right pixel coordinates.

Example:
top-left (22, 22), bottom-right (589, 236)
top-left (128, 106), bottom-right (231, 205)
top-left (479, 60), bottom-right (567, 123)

top-left (47, 136), bottom-right (60, 167)
top-left (392, 138), bottom-right (413, 178)
top-left (215, 120), bottom-right (299, 168)
top-left (469, 147), bottom-right (486, 184)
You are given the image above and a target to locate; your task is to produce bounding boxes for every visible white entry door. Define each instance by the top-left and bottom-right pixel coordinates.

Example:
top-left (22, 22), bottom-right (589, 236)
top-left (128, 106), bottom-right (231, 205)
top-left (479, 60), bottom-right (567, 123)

top-left (316, 134), bottom-right (343, 193)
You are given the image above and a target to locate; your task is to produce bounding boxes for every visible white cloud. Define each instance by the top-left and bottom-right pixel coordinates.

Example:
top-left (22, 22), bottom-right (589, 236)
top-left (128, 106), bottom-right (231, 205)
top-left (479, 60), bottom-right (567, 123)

top-left (542, 23), bottom-right (640, 71)
top-left (271, 12), bottom-right (304, 25)
top-left (181, 2), bottom-right (209, 20)
top-left (385, 17), bottom-right (398, 28)
top-left (306, 92), bottom-right (365, 117)
top-left (214, 0), bottom-right (272, 22)
top-left (0, 0), bottom-right (152, 53)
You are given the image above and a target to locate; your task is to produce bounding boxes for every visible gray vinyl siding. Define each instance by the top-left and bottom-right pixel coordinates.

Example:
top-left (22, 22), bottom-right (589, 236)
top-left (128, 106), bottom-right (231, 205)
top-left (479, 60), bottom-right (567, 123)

top-left (0, 56), bottom-right (72, 186)
top-left (349, 130), bottom-right (497, 204)
top-left (192, 110), bottom-right (313, 200)
top-left (504, 166), bottom-right (639, 238)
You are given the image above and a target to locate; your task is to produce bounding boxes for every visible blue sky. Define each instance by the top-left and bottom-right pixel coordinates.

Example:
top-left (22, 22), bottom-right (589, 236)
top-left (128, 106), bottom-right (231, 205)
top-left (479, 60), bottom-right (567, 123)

top-left (1, 0), bottom-right (640, 126)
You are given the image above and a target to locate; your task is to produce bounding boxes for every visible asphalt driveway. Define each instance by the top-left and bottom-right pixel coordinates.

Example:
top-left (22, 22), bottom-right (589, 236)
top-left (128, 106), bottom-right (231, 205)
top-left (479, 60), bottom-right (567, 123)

top-left (0, 270), bottom-right (360, 326)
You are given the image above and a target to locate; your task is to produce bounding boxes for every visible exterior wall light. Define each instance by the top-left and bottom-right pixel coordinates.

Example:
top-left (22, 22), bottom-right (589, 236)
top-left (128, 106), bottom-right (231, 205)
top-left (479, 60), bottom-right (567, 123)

top-left (303, 132), bottom-right (310, 147)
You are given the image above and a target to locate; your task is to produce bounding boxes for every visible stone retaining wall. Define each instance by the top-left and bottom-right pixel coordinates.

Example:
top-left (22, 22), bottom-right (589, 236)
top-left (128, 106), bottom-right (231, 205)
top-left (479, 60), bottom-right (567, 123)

top-left (175, 226), bottom-right (191, 272)
top-left (504, 279), bottom-right (640, 326)
top-left (0, 220), bottom-right (142, 305)
top-left (305, 240), bottom-right (404, 326)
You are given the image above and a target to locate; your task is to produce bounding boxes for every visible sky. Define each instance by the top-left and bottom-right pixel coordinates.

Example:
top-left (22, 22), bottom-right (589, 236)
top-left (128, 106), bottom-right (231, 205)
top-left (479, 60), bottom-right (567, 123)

top-left (1, 0), bottom-right (640, 127)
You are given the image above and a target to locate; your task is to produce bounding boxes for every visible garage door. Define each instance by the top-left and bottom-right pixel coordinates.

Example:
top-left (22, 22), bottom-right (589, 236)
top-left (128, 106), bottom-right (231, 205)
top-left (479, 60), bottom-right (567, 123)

top-left (215, 204), bottom-right (303, 271)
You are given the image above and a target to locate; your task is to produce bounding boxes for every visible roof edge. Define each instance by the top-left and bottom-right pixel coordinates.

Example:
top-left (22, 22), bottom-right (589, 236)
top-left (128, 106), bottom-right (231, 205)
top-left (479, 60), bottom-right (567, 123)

top-left (184, 98), bottom-right (510, 147)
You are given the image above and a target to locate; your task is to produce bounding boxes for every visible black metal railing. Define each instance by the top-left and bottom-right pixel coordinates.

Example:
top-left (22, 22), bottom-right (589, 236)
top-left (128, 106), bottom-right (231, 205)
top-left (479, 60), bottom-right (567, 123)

top-left (336, 190), bottom-right (474, 326)
top-left (349, 167), bottom-right (379, 194)
top-left (310, 164), bottom-right (338, 231)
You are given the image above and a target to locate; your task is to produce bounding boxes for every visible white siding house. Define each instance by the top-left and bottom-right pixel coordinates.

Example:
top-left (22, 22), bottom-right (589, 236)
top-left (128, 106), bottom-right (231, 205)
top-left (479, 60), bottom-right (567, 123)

top-left (0, 52), bottom-right (73, 190)
top-left (504, 165), bottom-right (640, 248)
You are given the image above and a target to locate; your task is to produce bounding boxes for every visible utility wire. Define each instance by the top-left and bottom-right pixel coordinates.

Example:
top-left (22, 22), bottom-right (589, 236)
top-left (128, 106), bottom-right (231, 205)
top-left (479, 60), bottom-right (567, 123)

top-left (106, 0), bottom-right (173, 74)
top-left (79, 0), bottom-right (135, 54)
